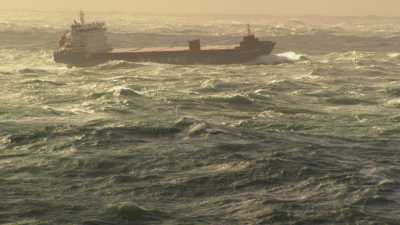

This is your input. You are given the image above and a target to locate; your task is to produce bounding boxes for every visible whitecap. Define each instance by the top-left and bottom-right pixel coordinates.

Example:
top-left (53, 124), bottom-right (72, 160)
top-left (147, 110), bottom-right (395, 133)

top-left (253, 51), bottom-right (308, 65)
top-left (388, 53), bottom-right (400, 58)
top-left (277, 51), bottom-right (309, 61)
top-left (110, 86), bottom-right (142, 97)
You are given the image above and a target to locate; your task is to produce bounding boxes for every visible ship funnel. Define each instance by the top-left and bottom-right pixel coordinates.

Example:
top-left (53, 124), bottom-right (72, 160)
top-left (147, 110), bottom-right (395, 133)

top-left (79, 11), bottom-right (85, 24)
top-left (189, 39), bottom-right (201, 51)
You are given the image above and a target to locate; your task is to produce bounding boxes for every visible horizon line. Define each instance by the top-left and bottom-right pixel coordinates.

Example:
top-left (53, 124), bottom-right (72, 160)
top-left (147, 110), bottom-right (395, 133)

top-left (1, 8), bottom-right (400, 18)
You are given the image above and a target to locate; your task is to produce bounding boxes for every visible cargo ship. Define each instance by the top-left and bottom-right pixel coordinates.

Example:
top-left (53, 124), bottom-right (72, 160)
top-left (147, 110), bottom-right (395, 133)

top-left (53, 12), bottom-right (276, 67)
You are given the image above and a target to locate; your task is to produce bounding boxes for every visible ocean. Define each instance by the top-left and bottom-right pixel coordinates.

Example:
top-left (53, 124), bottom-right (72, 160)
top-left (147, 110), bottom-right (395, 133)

top-left (1, 11), bottom-right (400, 225)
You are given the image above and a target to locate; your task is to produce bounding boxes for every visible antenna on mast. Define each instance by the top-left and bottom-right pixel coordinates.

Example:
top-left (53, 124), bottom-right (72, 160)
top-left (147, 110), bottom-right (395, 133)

top-left (79, 11), bottom-right (85, 24)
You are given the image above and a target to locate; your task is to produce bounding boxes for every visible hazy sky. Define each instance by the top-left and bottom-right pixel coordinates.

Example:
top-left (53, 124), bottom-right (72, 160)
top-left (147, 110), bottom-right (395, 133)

top-left (1, 0), bottom-right (399, 16)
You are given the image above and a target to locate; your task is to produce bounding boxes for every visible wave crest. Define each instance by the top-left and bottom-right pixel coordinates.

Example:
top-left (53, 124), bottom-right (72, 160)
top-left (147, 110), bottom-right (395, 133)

top-left (253, 51), bottom-right (308, 65)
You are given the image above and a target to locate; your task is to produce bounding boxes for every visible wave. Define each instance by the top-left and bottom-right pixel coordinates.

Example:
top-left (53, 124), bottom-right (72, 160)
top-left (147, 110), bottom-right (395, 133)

top-left (311, 63), bottom-right (394, 77)
top-left (21, 79), bottom-right (64, 86)
top-left (86, 86), bottom-right (143, 101)
top-left (95, 60), bottom-right (146, 70)
top-left (0, 70), bottom-right (12, 75)
top-left (199, 79), bottom-right (236, 92)
top-left (384, 98), bottom-right (400, 108)
top-left (17, 68), bottom-right (51, 75)
top-left (104, 203), bottom-right (167, 222)
top-left (387, 52), bottom-right (400, 59)
top-left (266, 79), bottom-right (313, 92)
top-left (252, 51), bottom-right (308, 65)
top-left (277, 51), bottom-right (309, 61)
top-left (201, 94), bottom-right (254, 106)
top-left (385, 87), bottom-right (400, 97)
top-left (110, 86), bottom-right (143, 97)
top-left (325, 96), bottom-right (375, 105)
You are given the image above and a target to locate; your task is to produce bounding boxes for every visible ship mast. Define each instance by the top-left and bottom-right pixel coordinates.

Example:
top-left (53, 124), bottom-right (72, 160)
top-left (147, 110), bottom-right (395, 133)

top-left (247, 24), bottom-right (252, 36)
top-left (79, 11), bottom-right (85, 25)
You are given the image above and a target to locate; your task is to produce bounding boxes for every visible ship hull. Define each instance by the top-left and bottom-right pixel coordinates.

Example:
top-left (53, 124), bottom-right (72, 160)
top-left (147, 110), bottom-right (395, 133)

top-left (54, 42), bottom-right (275, 67)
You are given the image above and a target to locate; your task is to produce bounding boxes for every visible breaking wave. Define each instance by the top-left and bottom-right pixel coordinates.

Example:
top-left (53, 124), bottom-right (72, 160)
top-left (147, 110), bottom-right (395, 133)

top-left (253, 51), bottom-right (308, 65)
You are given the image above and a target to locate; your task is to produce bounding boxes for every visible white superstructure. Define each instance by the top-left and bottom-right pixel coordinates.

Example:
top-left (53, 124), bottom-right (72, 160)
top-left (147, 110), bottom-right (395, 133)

top-left (58, 11), bottom-right (112, 53)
